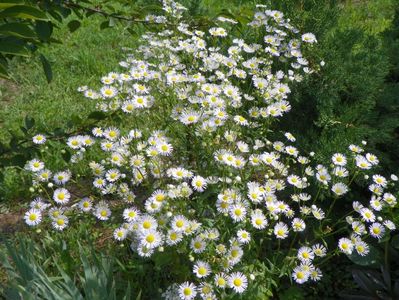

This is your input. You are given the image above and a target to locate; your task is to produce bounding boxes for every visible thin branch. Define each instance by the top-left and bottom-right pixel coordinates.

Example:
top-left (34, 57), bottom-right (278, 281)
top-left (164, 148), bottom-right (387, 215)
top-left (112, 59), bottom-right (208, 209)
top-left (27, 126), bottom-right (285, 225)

top-left (63, 1), bottom-right (155, 23)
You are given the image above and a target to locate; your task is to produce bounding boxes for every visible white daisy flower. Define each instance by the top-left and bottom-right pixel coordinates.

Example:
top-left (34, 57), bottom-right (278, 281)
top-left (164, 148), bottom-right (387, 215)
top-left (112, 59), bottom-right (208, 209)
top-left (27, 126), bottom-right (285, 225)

top-left (331, 182), bottom-right (348, 196)
top-left (237, 229), bottom-right (251, 244)
top-left (274, 222), bottom-right (289, 239)
top-left (32, 134), bottom-right (46, 144)
top-left (28, 159), bottom-right (45, 172)
top-left (94, 203), bottom-right (111, 221)
top-left (191, 237), bottom-right (206, 253)
top-left (332, 153), bottom-right (347, 166)
top-left (229, 204), bottom-right (247, 222)
top-left (227, 272), bottom-right (248, 293)
top-left (52, 215), bottom-right (69, 231)
top-left (193, 260), bottom-right (211, 278)
top-left (191, 175), bottom-right (207, 192)
top-left (123, 207), bottom-right (140, 222)
top-left (178, 282), bottom-right (197, 300)
top-left (292, 266), bottom-right (310, 284)
top-left (78, 197), bottom-right (93, 212)
top-left (139, 229), bottom-right (162, 249)
top-left (338, 238), bottom-right (354, 254)
top-left (369, 222), bottom-right (385, 239)
top-left (24, 209), bottom-right (42, 226)
top-left (100, 86), bottom-right (118, 98)
top-left (53, 188), bottom-right (71, 205)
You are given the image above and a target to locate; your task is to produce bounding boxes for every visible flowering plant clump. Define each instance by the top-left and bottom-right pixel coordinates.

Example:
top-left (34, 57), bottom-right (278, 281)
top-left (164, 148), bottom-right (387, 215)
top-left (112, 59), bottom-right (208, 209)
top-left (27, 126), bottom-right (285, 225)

top-left (23, 1), bottom-right (398, 298)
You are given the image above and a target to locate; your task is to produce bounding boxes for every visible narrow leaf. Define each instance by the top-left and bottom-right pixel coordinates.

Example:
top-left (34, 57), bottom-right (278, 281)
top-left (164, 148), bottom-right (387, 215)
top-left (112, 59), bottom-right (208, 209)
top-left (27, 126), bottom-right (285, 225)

top-left (0, 23), bottom-right (36, 39)
top-left (0, 5), bottom-right (49, 20)
top-left (0, 41), bottom-right (29, 56)
top-left (39, 54), bottom-right (52, 83)
top-left (67, 20), bottom-right (81, 33)
top-left (35, 20), bottom-right (52, 42)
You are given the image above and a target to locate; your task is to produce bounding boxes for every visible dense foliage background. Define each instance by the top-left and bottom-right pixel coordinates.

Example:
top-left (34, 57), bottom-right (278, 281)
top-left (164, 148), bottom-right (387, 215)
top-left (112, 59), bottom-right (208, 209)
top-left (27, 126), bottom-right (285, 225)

top-left (1, 0), bottom-right (398, 299)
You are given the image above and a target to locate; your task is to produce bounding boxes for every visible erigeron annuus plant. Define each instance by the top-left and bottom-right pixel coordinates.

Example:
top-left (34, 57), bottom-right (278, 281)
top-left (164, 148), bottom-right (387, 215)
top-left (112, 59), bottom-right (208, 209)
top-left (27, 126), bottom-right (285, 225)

top-left (22, 1), bottom-right (398, 299)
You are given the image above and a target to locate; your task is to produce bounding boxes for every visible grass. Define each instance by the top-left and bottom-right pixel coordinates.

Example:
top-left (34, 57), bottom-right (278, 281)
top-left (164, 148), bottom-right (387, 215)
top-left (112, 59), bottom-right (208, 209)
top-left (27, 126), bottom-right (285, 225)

top-left (0, 13), bottom-right (133, 143)
top-left (0, 1), bottom-right (397, 298)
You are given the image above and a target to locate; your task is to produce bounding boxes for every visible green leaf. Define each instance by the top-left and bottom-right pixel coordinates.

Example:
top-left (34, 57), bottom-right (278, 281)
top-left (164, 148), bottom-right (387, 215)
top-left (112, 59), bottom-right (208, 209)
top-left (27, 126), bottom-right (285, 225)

top-left (347, 245), bottom-right (383, 267)
top-left (108, 17), bottom-right (116, 27)
top-left (0, 23), bottom-right (36, 39)
top-left (9, 154), bottom-right (27, 167)
top-left (0, 60), bottom-right (9, 78)
top-left (100, 20), bottom-right (110, 30)
top-left (39, 54), bottom-right (52, 83)
top-left (135, 290), bottom-right (141, 300)
top-left (392, 235), bottom-right (399, 250)
top-left (67, 20), bottom-right (81, 33)
top-left (0, 5), bottom-right (49, 20)
top-left (279, 286), bottom-right (305, 300)
top-left (62, 149), bottom-right (71, 162)
top-left (88, 111), bottom-right (107, 120)
top-left (0, 0), bottom-right (23, 9)
top-left (0, 41), bottom-right (29, 56)
top-left (35, 21), bottom-right (52, 42)
top-left (24, 115), bottom-right (35, 130)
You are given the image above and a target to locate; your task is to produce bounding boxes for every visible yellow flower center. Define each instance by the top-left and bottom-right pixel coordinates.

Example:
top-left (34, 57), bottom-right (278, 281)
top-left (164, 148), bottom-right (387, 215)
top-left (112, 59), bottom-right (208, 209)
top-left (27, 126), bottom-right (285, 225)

top-left (183, 288), bottom-right (192, 296)
top-left (233, 278), bottom-right (242, 287)
top-left (155, 194), bottom-right (165, 202)
top-left (234, 209), bottom-right (242, 216)
top-left (146, 234), bottom-right (155, 243)
top-left (143, 221), bottom-right (151, 229)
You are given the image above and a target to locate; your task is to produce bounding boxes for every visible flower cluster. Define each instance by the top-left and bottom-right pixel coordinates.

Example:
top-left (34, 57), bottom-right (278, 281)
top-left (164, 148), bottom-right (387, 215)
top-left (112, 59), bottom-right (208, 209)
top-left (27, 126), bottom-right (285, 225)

top-left (23, 1), bottom-right (398, 299)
